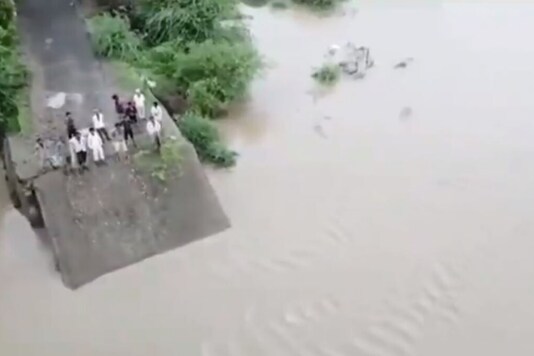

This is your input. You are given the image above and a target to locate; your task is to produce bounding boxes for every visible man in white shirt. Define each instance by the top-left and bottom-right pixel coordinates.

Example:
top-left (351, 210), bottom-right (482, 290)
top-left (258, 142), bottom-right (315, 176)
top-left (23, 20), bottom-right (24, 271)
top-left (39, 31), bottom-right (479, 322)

top-left (150, 101), bottom-right (162, 123)
top-left (146, 116), bottom-right (162, 151)
top-left (133, 89), bottom-right (146, 120)
top-left (69, 131), bottom-right (88, 171)
top-left (87, 127), bottom-right (105, 164)
top-left (92, 108), bottom-right (110, 141)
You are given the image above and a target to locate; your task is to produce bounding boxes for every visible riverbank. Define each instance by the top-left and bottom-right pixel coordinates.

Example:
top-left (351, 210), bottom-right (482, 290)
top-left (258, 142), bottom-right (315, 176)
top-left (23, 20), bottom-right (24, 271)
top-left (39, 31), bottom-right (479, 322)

top-left (4, 2), bottom-right (534, 355)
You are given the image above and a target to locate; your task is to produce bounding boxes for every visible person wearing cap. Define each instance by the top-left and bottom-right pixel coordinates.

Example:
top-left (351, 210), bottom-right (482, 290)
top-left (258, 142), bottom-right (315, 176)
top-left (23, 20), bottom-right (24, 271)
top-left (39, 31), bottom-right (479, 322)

top-left (92, 108), bottom-right (110, 141)
top-left (133, 89), bottom-right (146, 120)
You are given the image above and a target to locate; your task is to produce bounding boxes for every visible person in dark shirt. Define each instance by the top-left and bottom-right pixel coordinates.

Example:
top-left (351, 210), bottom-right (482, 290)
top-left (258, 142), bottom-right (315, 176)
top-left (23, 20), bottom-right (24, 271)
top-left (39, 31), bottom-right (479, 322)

top-left (112, 94), bottom-right (124, 115)
top-left (65, 111), bottom-right (77, 138)
top-left (125, 101), bottom-right (138, 123)
top-left (120, 116), bottom-right (137, 147)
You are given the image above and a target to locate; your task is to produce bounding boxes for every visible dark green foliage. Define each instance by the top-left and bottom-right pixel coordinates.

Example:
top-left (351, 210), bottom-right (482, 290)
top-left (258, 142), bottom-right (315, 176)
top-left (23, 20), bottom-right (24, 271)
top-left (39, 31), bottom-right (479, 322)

top-left (89, 13), bottom-right (142, 60)
top-left (178, 112), bottom-right (237, 167)
top-left (146, 39), bottom-right (260, 116)
top-left (293, 0), bottom-right (340, 10)
top-left (0, 0), bottom-right (27, 133)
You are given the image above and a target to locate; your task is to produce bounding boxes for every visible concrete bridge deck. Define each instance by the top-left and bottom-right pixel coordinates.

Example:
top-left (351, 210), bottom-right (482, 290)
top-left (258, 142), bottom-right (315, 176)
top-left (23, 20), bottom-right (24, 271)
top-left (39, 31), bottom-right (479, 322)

top-left (12, 0), bottom-right (229, 289)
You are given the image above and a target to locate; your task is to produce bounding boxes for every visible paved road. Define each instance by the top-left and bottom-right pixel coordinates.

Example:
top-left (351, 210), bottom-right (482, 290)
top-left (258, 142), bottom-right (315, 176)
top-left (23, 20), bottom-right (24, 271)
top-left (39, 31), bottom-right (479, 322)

top-left (15, 0), bottom-right (230, 289)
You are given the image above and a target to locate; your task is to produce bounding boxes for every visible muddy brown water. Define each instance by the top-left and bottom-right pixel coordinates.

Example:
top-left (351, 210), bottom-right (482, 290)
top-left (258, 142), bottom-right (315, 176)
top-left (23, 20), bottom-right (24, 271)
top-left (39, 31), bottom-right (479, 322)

top-left (3, 2), bottom-right (534, 355)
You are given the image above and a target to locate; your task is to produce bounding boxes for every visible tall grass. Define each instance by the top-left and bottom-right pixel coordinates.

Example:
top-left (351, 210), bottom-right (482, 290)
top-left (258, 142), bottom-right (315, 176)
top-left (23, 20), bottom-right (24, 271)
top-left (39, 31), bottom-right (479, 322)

top-left (89, 13), bottom-right (142, 60)
top-left (137, 0), bottom-right (238, 45)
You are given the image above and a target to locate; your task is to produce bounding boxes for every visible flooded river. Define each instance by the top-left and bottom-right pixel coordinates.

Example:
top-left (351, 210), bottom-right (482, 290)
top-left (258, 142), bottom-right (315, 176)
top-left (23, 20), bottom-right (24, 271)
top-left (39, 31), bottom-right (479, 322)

top-left (3, 2), bottom-right (534, 355)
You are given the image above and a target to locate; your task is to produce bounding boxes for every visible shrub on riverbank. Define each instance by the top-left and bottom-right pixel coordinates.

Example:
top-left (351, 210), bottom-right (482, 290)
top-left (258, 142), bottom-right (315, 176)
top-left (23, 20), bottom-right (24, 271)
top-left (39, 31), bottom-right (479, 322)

top-left (0, 0), bottom-right (28, 134)
top-left (145, 39), bottom-right (260, 116)
top-left (178, 112), bottom-right (237, 167)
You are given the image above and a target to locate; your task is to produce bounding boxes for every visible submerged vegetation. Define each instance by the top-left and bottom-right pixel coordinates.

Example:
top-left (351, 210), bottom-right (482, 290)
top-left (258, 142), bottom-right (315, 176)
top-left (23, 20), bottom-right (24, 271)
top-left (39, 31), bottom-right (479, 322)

top-left (244, 0), bottom-right (341, 11)
top-left (89, 0), bottom-right (261, 167)
top-left (292, 0), bottom-right (341, 11)
top-left (0, 0), bottom-right (28, 134)
top-left (312, 63), bottom-right (340, 86)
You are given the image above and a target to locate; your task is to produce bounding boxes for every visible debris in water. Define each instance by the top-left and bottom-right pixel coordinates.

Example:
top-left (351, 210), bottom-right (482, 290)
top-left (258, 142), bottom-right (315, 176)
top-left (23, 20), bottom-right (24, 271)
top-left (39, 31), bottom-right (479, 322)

top-left (313, 124), bottom-right (327, 139)
top-left (324, 42), bottom-right (374, 78)
top-left (399, 106), bottom-right (413, 121)
top-left (394, 57), bottom-right (414, 69)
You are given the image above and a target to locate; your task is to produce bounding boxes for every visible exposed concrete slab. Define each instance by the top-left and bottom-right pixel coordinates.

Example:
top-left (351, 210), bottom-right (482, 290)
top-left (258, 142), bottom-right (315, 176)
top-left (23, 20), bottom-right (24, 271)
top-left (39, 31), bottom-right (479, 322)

top-left (13, 0), bottom-right (230, 288)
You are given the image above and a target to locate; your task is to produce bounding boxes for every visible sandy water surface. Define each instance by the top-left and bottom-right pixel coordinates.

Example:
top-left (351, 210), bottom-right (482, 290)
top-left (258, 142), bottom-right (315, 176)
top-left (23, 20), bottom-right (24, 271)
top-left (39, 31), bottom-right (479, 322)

top-left (2, 2), bottom-right (534, 355)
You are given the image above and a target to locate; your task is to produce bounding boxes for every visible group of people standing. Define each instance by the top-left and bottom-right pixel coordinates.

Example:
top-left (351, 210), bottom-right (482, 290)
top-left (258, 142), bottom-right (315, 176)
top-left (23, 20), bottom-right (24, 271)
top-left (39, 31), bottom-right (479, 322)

top-left (51, 88), bottom-right (164, 173)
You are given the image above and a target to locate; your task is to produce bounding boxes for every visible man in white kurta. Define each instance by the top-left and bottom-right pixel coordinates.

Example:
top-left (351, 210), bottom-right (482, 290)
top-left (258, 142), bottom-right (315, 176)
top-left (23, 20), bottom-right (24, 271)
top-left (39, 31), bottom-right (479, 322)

top-left (150, 101), bottom-right (163, 123)
top-left (87, 127), bottom-right (105, 163)
top-left (133, 89), bottom-right (146, 120)
top-left (146, 116), bottom-right (162, 151)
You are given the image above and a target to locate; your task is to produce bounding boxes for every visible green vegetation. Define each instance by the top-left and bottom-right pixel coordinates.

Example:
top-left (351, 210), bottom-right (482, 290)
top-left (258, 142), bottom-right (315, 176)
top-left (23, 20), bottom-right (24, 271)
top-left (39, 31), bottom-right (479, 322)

top-left (89, 0), bottom-right (261, 167)
top-left (270, 0), bottom-right (290, 9)
top-left (133, 137), bottom-right (184, 182)
top-left (312, 63), bottom-right (340, 86)
top-left (178, 112), bottom-right (237, 168)
top-left (89, 13), bottom-right (142, 61)
top-left (0, 0), bottom-right (28, 135)
top-left (292, 0), bottom-right (341, 11)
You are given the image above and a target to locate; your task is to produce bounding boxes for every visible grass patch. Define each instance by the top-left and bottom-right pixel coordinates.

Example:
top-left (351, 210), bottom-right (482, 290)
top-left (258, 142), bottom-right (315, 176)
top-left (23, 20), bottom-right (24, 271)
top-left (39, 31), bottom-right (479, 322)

top-left (312, 63), bottom-right (340, 86)
top-left (15, 89), bottom-right (32, 135)
top-left (133, 138), bottom-right (184, 182)
top-left (178, 112), bottom-right (237, 168)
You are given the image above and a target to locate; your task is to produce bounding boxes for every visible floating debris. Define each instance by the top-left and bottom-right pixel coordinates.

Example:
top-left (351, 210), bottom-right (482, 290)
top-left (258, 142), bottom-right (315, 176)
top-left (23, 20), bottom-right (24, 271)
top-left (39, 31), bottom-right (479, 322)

top-left (313, 124), bottom-right (328, 139)
top-left (394, 57), bottom-right (414, 69)
top-left (324, 42), bottom-right (374, 78)
top-left (399, 106), bottom-right (413, 121)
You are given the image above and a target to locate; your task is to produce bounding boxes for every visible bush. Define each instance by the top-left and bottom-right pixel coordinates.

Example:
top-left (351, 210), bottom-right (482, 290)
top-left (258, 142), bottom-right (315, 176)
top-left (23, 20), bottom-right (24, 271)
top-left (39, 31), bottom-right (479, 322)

top-left (293, 0), bottom-right (340, 10)
top-left (146, 39), bottom-right (260, 115)
top-left (178, 112), bottom-right (237, 167)
top-left (89, 13), bottom-right (142, 60)
top-left (312, 63), bottom-right (340, 85)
